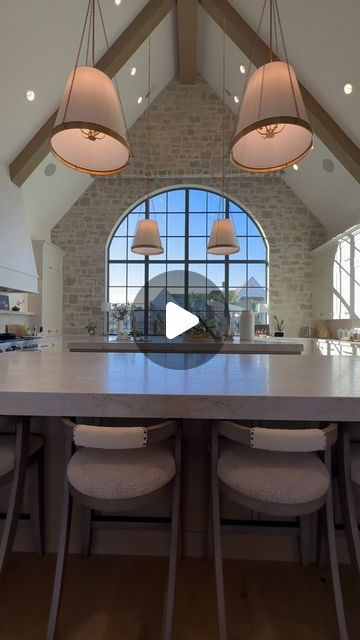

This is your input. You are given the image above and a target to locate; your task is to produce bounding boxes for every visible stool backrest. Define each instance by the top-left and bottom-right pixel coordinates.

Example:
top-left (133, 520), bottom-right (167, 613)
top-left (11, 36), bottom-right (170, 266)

top-left (63, 419), bottom-right (177, 450)
top-left (216, 421), bottom-right (337, 452)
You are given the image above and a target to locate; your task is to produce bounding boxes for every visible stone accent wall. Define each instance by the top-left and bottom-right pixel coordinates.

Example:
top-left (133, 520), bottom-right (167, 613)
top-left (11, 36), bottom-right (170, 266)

top-left (52, 75), bottom-right (326, 337)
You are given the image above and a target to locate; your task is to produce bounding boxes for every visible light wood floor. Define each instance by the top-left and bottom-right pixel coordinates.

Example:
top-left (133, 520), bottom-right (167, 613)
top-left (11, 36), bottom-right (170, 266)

top-left (0, 554), bottom-right (359, 639)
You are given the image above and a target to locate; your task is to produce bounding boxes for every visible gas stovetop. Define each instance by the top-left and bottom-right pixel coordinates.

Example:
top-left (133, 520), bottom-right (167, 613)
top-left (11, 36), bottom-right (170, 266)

top-left (0, 338), bottom-right (39, 353)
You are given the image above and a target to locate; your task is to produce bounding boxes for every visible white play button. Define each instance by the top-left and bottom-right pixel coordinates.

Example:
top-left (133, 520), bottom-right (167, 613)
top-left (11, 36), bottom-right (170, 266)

top-left (165, 302), bottom-right (199, 340)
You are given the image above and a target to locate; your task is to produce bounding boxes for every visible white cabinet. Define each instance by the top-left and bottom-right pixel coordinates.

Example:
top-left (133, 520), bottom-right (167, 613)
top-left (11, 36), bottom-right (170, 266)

top-left (28, 241), bottom-right (64, 336)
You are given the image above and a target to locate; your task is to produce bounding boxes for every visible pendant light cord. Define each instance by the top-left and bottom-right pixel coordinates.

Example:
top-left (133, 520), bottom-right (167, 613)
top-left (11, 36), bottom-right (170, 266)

top-left (147, 30), bottom-right (151, 215)
top-left (228, 0), bottom-right (267, 152)
top-left (62, 0), bottom-right (93, 123)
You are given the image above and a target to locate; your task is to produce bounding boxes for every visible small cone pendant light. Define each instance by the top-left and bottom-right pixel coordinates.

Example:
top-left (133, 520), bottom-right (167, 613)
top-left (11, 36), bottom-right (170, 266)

top-left (131, 31), bottom-right (163, 256)
top-left (207, 219), bottom-right (239, 255)
top-left (230, 0), bottom-right (313, 173)
top-left (132, 220), bottom-right (163, 255)
top-left (207, 11), bottom-right (238, 256)
top-left (51, 0), bottom-right (130, 175)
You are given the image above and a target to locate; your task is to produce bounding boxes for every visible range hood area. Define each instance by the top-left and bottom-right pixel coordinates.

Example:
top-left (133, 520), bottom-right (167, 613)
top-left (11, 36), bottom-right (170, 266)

top-left (0, 164), bottom-right (38, 293)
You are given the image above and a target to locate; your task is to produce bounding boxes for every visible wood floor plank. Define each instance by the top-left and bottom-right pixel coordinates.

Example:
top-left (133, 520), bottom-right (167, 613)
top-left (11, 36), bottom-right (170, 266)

top-left (0, 554), bottom-right (358, 639)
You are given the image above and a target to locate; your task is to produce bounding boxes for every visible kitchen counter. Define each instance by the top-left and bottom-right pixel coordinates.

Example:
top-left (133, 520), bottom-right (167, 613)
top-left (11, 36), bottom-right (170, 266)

top-left (68, 336), bottom-right (304, 355)
top-left (0, 351), bottom-right (359, 420)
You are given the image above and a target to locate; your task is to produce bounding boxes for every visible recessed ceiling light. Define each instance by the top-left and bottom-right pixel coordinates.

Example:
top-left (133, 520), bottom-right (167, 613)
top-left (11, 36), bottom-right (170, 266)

top-left (234, 95), bottom-right (239, 104)
top-left (25, 90), bottom-right (35, 102)
top-left (137, 96), bottom-right (143, 104)
top-left (322, 158), bottom-right (335, 173)
top-left (239, 64), bottom-right (246, 74)
top-left (344, 83), bottom-right (353, 95)
top-left (44, 163), bottom-right (56, 177)
top-left (130, 67), bottom-right (136, 76)
top-left (293, 163), bottom-right (299, 171)
top-left (114, 0), bottom-right (121, 5)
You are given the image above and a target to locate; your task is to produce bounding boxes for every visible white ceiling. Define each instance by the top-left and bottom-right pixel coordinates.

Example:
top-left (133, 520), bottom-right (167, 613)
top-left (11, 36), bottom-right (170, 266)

top-left (1, 0), bottom-right (359, 241)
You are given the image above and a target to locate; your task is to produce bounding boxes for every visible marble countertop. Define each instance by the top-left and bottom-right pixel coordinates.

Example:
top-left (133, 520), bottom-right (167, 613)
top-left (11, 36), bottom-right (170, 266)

top-left (68, 336), bottom-right (303, 354)
top-left (0, 351), bottom-right (359, 420)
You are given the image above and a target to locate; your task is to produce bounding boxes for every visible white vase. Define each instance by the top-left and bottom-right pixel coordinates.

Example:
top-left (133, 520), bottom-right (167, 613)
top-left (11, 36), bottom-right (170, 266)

top-left (239, 310), bottom-right (254, 341)
top-left (117, 319), bottom-right (126, 339)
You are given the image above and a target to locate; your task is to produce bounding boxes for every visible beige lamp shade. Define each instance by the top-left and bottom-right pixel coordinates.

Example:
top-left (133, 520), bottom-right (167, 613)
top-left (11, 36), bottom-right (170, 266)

top-left (131, 219), bottom-right (164, 255)
top-left (230, 61), bottom-right (313, 173)
top-left (51, 66), bottom-right (130, 175)
top-left (207, 219), bottom-right (239, 255)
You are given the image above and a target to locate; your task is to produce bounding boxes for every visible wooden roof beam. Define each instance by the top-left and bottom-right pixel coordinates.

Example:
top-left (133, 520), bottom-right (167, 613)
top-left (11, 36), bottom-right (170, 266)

top-left (177, 0), bottom-right (198, 84)
top-left (199, 0), bottom-right (360, 183)
top-left (10, 0), bottom-right (176, 187)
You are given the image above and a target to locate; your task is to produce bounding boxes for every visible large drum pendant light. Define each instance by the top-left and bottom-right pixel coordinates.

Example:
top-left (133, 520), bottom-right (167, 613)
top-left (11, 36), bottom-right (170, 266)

top-left (51, 0), bottom-right (130, 175)
top-left (207, 10), bottom-right (239, 256)
top-left (131, 30), bottom-right (163, 256)
top-left (230, 0), bottom-right (313, 173)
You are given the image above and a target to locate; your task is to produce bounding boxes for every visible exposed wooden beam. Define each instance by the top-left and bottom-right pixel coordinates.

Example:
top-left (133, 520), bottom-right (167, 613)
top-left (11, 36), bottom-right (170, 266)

top-left (10, 0), bottom-right (176, 187)
top-left (177, 0), bottom-right (198, 84)
top-left (200, 0), bottom-right (360, 183)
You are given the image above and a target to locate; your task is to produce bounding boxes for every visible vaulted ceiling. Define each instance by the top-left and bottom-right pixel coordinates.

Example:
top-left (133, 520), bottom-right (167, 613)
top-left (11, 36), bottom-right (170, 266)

top-left (1, 0), bottom-right (359, 240)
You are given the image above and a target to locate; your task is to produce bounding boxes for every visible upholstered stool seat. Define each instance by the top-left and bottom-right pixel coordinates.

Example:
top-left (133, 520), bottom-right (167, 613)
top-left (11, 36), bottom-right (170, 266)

top-left (218, 441), bottom-right (330, 505)
top-left (67, 443), bottom-right (176, 500)
top-left (350, 443), bottom-right (360, 485)
top-left (0, 435), bottom-right (43, 476)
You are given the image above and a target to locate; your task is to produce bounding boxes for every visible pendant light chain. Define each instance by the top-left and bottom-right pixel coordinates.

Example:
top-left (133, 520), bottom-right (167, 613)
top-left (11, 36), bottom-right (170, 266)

top-left (147, 29), bottom-right (151, 216)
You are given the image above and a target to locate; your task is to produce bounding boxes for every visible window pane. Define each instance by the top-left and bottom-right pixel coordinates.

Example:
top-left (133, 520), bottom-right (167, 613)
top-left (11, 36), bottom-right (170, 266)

top-left (229, 263), bottom-right (247, 287)
top-left (207, 192), bottom-right (224, 212)
top-left (248, 263), bottom-right (266, 288)
top-left (155, 213), bottom-right (166, 236)
top-left (114, 219), bottom-right (127, 236)
top-left (148, 241), bottom-right (166, 261)
top-left (168, 189), bottom-right (185, 212)
top-left (127, 263), bottom-right (145, 286)
top-left (232, 211), bottom-right (247, 235)
top-left (109, 287), bottom-right (126, 304)
top-left (248, 237), bottom-right (266, 260)
top-left (189, 237), bottom-right (207, 260)
top-left (109, 237), bottom-right (127, 260)
top-left (109, 263), bottom-right (126, 286)
top-left (149, 264), bottom-right (165, 282)
top-left (127, 286), bottom-right (142, 303)
top-left (132, 202), bottom-right (145, 213)
top-left (189, 263), bottom-right (207, 278)
top-left (207, 213), bottom-right (218, 235)
top-left (188, 288), bottom-right (207, 310)
top-left (168, 213), bottom-right (185, 235)
top-left (150, 193), bottom-right (167, 213)
top-left (149, 287), bottom-right (165, 307)
top-left (189, 213), bottom-right (207, 236)
top-left (167, 237), bottom-right (185, 260)
top-left (167, 265), bottom-right (185, 286)
top-left (169, 288), bottom-right (185, 306)
top-left (207, 263), bottom-right (225, 288)
top-left (189, 189), bottom-right (206, 211)
top-left (248, 217), bottom-right (261, 236)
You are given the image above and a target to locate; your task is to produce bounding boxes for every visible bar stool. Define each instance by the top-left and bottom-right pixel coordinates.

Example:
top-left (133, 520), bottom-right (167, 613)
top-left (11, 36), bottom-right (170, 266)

top-left (210, 421), bottom-right (348, 640)
top-left (337, 422), bottom-right (360, 573)
top-left (47, 419), bottom-right (181, 640)
top-left (0, 416), bottom-right (44, 572)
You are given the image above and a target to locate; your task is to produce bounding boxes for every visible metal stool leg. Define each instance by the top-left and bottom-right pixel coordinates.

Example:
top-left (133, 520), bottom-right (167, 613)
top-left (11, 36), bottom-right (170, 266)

top-left (337, 427), bottom-right (360, 573)
top-left (81, 506), bottom-right (92, 556)
top-left (299, 515), bottom-right (311, 566)
top-left (0, 418), bottom-right (30, 574)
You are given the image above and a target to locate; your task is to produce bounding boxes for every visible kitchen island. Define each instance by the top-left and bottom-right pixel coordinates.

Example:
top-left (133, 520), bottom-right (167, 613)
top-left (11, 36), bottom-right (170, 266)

top-left (0, 351), bottom-right (359, 421)
top-left (68, 336), bottom-right (304, 355)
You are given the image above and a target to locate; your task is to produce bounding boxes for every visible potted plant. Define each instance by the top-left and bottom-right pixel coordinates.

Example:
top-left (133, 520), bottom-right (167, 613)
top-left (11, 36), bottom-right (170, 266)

top-left (112, 303), bottom-right (132, 339)
top-left (273, 315), bottom-right (285, 337)
top-left (85, 319), bottom-right (97, 337)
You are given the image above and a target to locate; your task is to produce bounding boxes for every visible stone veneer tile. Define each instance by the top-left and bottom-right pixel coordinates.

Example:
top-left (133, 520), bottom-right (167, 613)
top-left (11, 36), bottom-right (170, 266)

top-left (52, 75), bottom-right (326, 337)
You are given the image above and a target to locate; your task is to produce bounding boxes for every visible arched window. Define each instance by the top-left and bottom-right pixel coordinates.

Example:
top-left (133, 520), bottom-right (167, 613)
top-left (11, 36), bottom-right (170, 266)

top-left (107, 187), bottom-right (268, 335)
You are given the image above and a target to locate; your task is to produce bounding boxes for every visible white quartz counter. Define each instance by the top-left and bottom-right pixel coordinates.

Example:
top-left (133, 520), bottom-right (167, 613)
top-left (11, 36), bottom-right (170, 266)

top-left (0, 351), bottom-right (360, 421)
